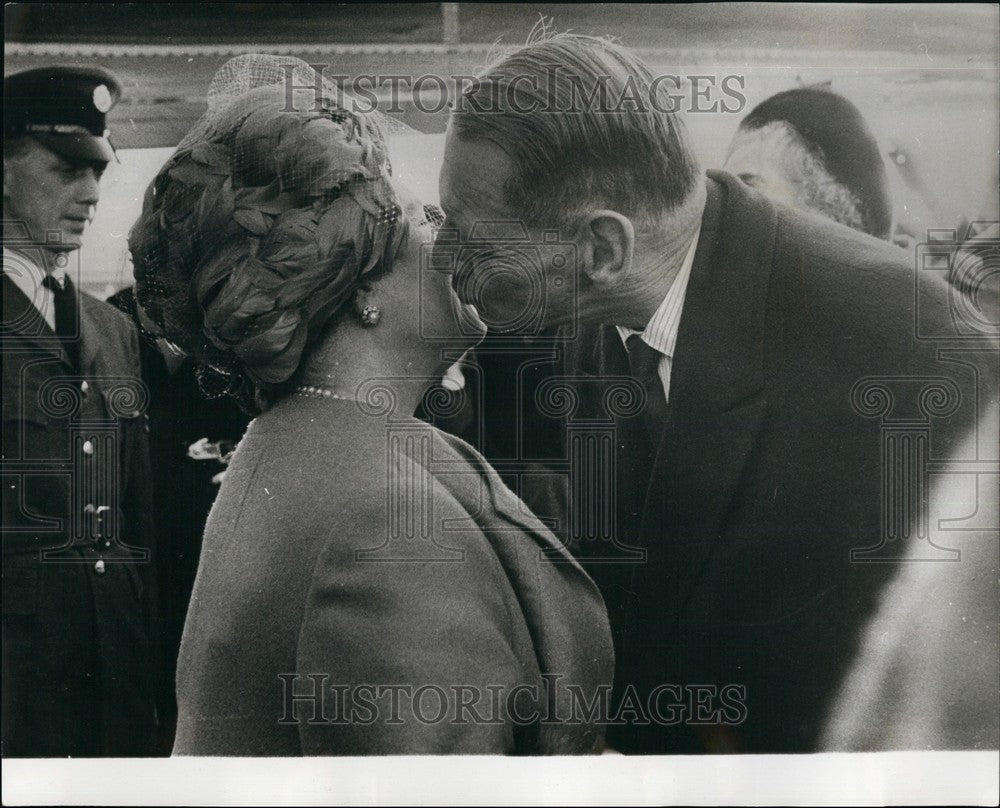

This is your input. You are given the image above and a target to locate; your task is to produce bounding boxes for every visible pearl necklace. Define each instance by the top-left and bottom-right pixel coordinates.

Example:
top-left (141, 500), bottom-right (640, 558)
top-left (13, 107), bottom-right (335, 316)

top-left (294, 384), bottom-right (356, 401)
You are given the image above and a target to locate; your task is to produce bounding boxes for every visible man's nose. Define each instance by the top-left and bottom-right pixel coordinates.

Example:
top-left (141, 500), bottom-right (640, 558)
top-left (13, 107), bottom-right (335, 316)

top-left (76, 167), bottom-right (102, 207)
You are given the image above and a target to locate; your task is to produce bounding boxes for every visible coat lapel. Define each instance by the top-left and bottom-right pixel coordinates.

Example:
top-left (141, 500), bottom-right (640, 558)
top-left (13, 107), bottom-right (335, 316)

top-left (437, 429), bottom-right (586, 569)
top-left (74, 278), bottom-right (102, 376)
top-left (1, 272), bottom-right (71, 367)
top-left (638, 172), bottom-right (776, 619)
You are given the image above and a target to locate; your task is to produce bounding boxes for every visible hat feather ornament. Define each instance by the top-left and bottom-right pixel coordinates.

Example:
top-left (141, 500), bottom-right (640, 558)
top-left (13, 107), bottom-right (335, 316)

top-left (129, 55), bottom-right (421, 411)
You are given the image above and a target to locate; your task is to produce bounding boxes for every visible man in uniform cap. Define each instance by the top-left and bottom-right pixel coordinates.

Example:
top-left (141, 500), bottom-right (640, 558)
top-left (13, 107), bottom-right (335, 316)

top-left (2, 65), bottom-right (160, 756)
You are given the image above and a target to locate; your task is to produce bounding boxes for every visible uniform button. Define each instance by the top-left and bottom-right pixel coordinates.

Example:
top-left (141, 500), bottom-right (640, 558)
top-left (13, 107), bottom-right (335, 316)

top-left (80, 380), bottom-right (90, 395)
top-left (94, 560), bottom-right (105, 574)
top-left (82, 440), bottom-right (94, 456)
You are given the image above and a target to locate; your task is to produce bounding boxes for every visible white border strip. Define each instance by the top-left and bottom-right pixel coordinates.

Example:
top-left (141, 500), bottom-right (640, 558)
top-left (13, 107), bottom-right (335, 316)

top-left (3, 752), bottom-right (1000, 806)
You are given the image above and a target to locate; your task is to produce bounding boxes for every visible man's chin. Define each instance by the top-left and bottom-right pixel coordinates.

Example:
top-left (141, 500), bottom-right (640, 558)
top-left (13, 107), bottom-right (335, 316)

top-left (480, 299), bottom-right (578, 335)
top-left (47, 241), bottom-right (82, 256)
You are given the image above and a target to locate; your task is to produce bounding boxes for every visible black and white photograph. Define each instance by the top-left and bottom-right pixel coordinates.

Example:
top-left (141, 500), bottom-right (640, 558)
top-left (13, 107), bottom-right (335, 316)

top-left (2, 2), bottom-right (998, 804)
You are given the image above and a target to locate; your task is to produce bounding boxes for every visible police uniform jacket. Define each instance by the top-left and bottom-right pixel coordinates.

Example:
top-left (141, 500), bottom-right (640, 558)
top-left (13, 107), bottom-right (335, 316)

top-left (2, 268), bottom-right (159, 757)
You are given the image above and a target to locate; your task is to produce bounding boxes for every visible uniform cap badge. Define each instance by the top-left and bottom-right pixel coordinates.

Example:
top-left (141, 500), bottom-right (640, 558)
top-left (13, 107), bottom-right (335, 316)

top-left (92, 84), bottom-right (112, 113)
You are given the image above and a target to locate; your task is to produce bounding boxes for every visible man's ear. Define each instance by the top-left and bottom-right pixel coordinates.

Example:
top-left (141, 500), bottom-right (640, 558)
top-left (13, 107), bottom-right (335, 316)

top-left (577, 211), bottom-right (635, 286)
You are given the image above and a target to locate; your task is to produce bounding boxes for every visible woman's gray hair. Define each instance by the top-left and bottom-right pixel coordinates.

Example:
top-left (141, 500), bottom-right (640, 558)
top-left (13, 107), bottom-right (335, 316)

top-left (728, 120), bottom-right (867, 234)
top-left (451, 32), bottom-right (702, 231)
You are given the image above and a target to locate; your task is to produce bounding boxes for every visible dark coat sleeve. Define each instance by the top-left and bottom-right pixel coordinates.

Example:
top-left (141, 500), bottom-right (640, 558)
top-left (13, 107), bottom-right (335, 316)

top-left (118, 324), bottom-right (158, 578)
top-left (110, 315), bottom-right (164, 723)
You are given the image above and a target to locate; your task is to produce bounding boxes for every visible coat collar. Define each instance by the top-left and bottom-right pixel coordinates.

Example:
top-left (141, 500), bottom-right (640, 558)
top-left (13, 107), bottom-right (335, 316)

top-left (564, 173), bottom-right (774, 419)
top-left (637, 170), bottom-right (775, 617)
top-left (436, 428), bottom-right (586, 570)
top-left (668, 170), bottom-right (774, 416)
top-left (2, 271), bottom-right (67, 365)
top-left (75, 277), bottom-right (103, 375)
top-left (559, 171), bottom-right (777, 619)
top-left (3, 271), bottom-right (104, 376)
top-left (568, 171), bottom-right (775, 393)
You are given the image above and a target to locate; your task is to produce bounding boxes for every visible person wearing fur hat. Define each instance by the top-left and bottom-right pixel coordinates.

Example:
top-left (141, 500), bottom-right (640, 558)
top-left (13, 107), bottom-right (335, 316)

top-left (724, 86), bottom-right (893, 240)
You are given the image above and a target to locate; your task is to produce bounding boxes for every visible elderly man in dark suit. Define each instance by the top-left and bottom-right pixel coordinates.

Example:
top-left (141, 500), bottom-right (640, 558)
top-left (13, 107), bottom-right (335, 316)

top-left (438, 35), bottom-right (999, 752)
top-left (2, 66), bottom-right (159, 756)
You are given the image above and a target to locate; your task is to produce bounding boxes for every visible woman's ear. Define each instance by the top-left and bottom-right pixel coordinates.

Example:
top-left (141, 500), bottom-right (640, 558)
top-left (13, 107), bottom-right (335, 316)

top-left (578, 211), bottom-right (635, 286)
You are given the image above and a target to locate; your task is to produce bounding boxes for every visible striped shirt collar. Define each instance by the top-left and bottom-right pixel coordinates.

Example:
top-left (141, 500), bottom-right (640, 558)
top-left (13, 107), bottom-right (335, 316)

top-left (616, 224), bottom-right (701, 358)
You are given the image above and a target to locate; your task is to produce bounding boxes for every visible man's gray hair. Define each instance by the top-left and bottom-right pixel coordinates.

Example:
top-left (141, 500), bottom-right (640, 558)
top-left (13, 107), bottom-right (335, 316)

top-left (451, 33), bottom-right (702, 230)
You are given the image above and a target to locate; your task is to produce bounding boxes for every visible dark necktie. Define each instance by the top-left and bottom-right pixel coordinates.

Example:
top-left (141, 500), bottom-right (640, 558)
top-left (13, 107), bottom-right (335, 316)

top-left (42, 274), bottom-right (80, 372)
top-left (626, 333), bottom-right (669, 441)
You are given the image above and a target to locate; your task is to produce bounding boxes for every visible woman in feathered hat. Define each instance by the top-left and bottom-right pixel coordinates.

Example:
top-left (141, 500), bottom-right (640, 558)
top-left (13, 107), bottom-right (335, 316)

top-left (129, 55), bottom-right (612, 755)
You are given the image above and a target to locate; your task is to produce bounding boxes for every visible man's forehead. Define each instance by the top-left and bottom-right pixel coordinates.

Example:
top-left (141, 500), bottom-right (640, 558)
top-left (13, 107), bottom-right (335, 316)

top-left (21, 138), bottom-right (106, 171)
top-left (440, 131), bottom-right (514, 218)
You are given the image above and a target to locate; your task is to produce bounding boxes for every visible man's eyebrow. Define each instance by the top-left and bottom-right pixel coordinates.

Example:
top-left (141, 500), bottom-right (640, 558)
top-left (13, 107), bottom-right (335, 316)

top-left (52, 153), bottom-right (107, 173)
top-left (45, 151), bottom-right (72, 170)
top-left (51, 153), bottom-right (82, 171)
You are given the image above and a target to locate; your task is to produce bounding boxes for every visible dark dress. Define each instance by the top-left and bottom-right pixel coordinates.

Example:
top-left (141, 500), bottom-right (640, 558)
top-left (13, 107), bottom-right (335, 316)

top-left (107, 286), bottom-right (251, 750)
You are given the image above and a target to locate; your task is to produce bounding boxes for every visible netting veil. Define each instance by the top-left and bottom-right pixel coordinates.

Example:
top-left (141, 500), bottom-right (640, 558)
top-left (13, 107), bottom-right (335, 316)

top-left (129, 54), bottom-right (433, 412)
